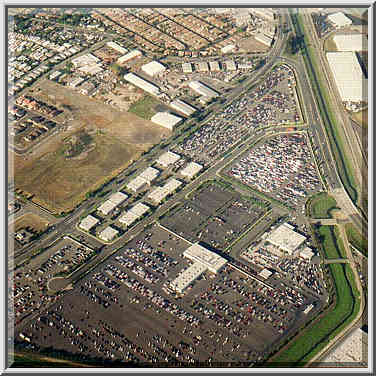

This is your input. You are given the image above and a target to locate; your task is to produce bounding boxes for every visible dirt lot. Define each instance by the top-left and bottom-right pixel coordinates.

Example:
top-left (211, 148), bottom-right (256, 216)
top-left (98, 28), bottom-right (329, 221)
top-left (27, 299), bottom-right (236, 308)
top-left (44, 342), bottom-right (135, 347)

top-left (237, 37), bottom-right (270, 53)
top-left (13, 213), bottom-right (50, 233)
top-left (12, 81), bottom-right (170, 214)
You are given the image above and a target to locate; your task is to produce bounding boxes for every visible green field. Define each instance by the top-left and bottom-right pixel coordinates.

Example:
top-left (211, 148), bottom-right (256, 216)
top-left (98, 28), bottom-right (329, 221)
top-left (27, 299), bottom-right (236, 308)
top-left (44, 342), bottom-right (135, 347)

top-left (307, 192), bottom-right (338, 218)
top-left (267, 263), bottom-right (360, 366)
top-left (345, 223), bottom-right (368, 257)
top-left (316, 225), bottom-right (347, 259)
top-left (128, 95), bottom-right (160, 120)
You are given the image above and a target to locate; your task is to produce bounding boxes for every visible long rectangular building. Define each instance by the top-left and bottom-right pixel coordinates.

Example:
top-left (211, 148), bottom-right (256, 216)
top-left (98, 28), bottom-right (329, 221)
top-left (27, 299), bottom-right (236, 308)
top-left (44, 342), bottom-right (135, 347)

top-left (188, 81), bottom-right (219, 98)
top-left (169, 99), bottom-right (197, 116)
top-left (170, 262), bottom-right (207, 294)
top-left (326, 52), bottom-right (367, 102)
top-left (123, 72), bottom-right (160, 95)
top-left (333, 34), bottom-right (368, 52)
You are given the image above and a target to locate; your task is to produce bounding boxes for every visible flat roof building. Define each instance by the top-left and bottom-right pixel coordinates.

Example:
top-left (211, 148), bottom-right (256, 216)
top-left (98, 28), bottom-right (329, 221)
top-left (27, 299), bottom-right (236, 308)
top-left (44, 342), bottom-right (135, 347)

top-left (126, 175), bottom-right (148, 193)
top-left (79, 215), bottom-right (99, 232)
top-left (117, 49), bottom-right (142, 64)
top-left (170, 262), bottom-right (207, 294)
top-left (255, 33), bottom-right (273, 47)
top-left (151, 112), bottom-right (183, 131)
top-left (97, 200), bottom-right (118, 216)
top-left (250, 8), bottom-right (275, 22)
top-left (97, 191), bottom-right (128, 216)
top-left (147, 178), bottom-right (182, 204)
top-left (180, 161), bottom-right (203, 179)
top-left (108, 192), bottom-right (128, 206)
top-left (333, 34), bottom-right (368, 52)
top-left (266, 223), bottom-right (306, 255)
top-left (124, 73), bottom-right (160, 96)
top-left (189, 81), bottom-right (219, 98)
top-left (328, 12), bottom-right (352, 28)
top-left (224, 60), bottom-right (237, 71)
top-left (182, 62), bottom-right (193, 73)
top-left (156, 151), bottom-right (181, 167)
top-left (106, 41), bottom-right (128, 55)
top-left (99, 226), bottom-right (119, 242)
top-left (197, 62), bottom-right (209, 72)
top-left (119, 202), bottom-right (150, 227)
top-left (169, 99), bottom-right (197, 116)
top-left (259, 268), bottom-right (273, 279)
top-left (209, 61), bottom-right (220, 72)
top-left (183, 243), bottom-right (227, 274)
top-left (221, 44), bottom-right (236, 54)
top-left (326, 52), bottom-right (367, 102)
top-left (141, 61), bottom-right (166, 76)
top-left (72, 53), bottom-right (100, 68)
top-left (300, 247), bottom-right (315, 261)
top-left (139, 167), bottom-right (160, 183)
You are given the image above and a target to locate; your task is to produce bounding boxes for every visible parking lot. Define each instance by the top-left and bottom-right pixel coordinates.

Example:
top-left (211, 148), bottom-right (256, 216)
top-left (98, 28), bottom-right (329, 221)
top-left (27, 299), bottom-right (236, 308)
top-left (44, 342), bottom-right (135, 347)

top-left (160, 181), bottom-right (270, 251)
top-left (174, 64), bottom-right (302, 165)
top-left (227, 133), bottom-right (322, 209)
top-left (15, 222), bottom-right (326, 366)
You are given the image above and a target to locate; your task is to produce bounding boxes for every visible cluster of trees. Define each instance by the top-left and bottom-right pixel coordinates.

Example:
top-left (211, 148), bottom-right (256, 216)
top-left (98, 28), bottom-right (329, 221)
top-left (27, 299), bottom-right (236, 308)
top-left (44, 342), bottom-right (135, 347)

top-left (286, 34), bottom-right (305, 55)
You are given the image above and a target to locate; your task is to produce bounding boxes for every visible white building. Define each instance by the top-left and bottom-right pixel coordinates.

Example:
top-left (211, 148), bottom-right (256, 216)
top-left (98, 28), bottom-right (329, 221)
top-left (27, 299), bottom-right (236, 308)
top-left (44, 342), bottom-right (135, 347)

top-left (333, 34), bottom-right (368, 52)
top-left (71, 53), bottom-right (100, 68)
top-left (97, 192), bottom-right (128, 216)
top-left (224, 60), bottom-right (237, 71)
top-left (169, 99), bottom-right (197, 116)
top-left (141, 61), bottom-right (166, 76)
top-left (99, 226), bottom-right (119, 242)
top-left (126, 176), bottom-right (148, 193)
top-left (78, 64), bottom-right (103, 75)
top-left (183, 243), bottom-right (227, 274)
top-left (117, 49), bottom-right (142, 64)
top-left (255, 33), bottom-right (273, 47)
top-left (266, 223), bottom-right (306, 255)
top-left (328, 12), bottom-right (353, 28)
top-left (170, 262), bottom-right (207, 294)
top-left (123, 73), bottom-right (160, 96)
top-left (197, 62), bottom-right (209, 72)
top-left (258, 268), bottom-right (273, 279)
top-left (250, 8), bottom-right (275, 22)
top-left (79, 215), bottom-right (99, 232)
top-left (108, 192), bottom-right (128, 206)
top-left (156, 151), bottom-right (181, 167)
top-left (147, 178), bottom-right (182, 204)
top-left (189, 81), bottom-right (219, 98)
top-left (221, 44), bottom-right (236, 54)
top-left (151, 112), bottom-right (183, 131)
top-left (326, 52), bottom-right (367, 102)
top-left (118, 202), bottom-right (150, 227)
top-left (180, 162), bottom-right (203, 179)
top-left (300, 247), bottom-right (315, 261)
top-left (106, 41), bottom-right (128, 55)
top-left (182, 62), bottom-right (193, 73)
top-left (209, 61), bottom-right (220, 72)
top-left (139, 167), bottom-right (160, 183)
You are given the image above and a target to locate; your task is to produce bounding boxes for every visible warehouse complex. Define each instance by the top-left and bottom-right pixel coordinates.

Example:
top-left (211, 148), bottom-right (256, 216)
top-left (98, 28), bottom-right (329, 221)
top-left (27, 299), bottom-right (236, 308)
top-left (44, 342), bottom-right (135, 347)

top-left (326, 52), bottom-right (367, 102)
top-left (169, 99), bottom-right (197, 116)
top-left (327, 12), bottom-right (352, 28)
top-left (179, 162), bottom-right (203, 179)
top-left (151, 112), bottom-right (183, 130)
top-left (118, 202), bottom-right (150, 227)
top-left (97, 192), bottom-right (128, 216)
top-left (333, 34), bottom-right (368, 51)
top-left (117, 49), bottom-right (142, 64)
top-left (127, 167), bottom-right (160, 192)
top-left (79, 215), bottom-right (99, 232)
top-left (147, 178), bottom-right (183, 204)
top-left (189, 81), bottom-right (219, 98)
top-left (99, 226), bottom-right (119, 242)
top-left (266, 223), bottom-right (307, 256)
top-left (170, 243), bottom-right (228, 294)
top-left (156, 151), bottom-right (181, 167)
top-left (106, 41), bottom-right (128, 55)
top-left (123, 72), bottom-right (160, 95)
top-left (141, 61), bottom-right (166, 76)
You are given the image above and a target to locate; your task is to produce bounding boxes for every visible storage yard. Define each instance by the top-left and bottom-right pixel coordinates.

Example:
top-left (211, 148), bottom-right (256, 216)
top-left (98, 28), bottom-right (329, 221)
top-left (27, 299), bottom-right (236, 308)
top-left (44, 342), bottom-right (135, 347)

top-left (226, 134), bottom-right (322, 209)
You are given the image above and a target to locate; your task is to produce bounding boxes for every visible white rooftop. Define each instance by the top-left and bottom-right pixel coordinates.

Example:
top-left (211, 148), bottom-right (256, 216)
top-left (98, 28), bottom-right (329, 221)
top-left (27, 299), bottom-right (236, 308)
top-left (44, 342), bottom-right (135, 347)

top-left (79, 215), bottom-right (99, 232)
top-left (169, 99), bottom-right (197, 116)
top-left (170, 262), bottom-right (207, 294)
top-left (266, 223), bottom-right (306, 255)
top-left (333, 34), bottom-right (368, 52)
top-left (108, 192), bottom-right (128, 206)
top-left (151, 112), bottom-right (183, 130)
top-left (97, 200), bottom-right (118, 216)
top-left (156, 151), bottom-right (181, 167)
top-left (180, 162), bottom-right (203, 179)
top-left (259, 268), bottom-right (273, 279)
top-left (130, 202), bottom-right (150, 217)
top-left (147, 186), bottom-right (169, 204)
top-left (163, 178), bottom-right (183, 193)
top-left (141, 61), bottom-right (166, 76)
top-left (328, 12), bottom-right (352, 27)
top-left (184, 243), bottom-right (227, 273)
top-left (139, 166), bottom-right (160, 183)
top-left (126, 176), bottom-right (148, 192)
top-left (99, 226), bottom-right (119, 242)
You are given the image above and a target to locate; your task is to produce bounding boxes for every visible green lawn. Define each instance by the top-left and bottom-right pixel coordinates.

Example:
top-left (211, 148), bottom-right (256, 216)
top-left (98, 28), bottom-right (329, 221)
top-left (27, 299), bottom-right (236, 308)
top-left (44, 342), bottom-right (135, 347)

top-left (267, 263), bottom-right (360, 366)
top-left (128, 95), bottom-right (160, 120)
top-left (316, 225), bottom-right (347, 259)
top-left (345, 223), bottom-right (368, 257)
top-left (308, 192), bottom-right (337, 218)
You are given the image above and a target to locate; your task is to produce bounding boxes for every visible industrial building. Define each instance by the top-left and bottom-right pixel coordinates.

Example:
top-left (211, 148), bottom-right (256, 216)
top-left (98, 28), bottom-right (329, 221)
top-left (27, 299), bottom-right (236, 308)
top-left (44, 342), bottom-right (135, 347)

top-left (333, 34), bottom-right (368, 51)
top-left (99, 226), bottom-right (119, 242)
top-left (78, 63), bottom-right (103, 75)
top-left (106, 41), bottom-right (128, 55)
top-left (79, 215), bottom-right (99, 232)
top-left (126, 167), bottom-right (160, 193)
top-left (327, 12), bottom-right (352, 28)
top-left (169, 99), bottom-right (197, 116)
top-left (258, 268), bottom-right (273, 279)
top-left (182, 62), bottom-right (193, 73)
top-left (266, 223), bottom-right (306, 256)
top-left (147, 178), bottom-right (182, 204)
top-left (179, 161), bottom-right (203, 179)
top-left (139, 167), bottom-right (160, 183)
top-left (71, 53), bottom-right (100, 68)
top-left (299, 247), bottom-right (315, 261)
top-left (151, 112), bottom-right (183, 130)
top-left (117, 49), bottom-right (142, 64)
top-left (156, 151), bottom-right (181, 167)
top-left (255, 33), bottom-right (273, 47)
top-left (250, 8), bottom-right (275, 22)
top-left (189, 81), bottom-right (219, 98)
top-left (221, 44), bottom-right (236, 54)
top-left (224, 60), bottom-right (237, 71)
top-left (123, 73), bottom-right (160, 96)
top-left (141, 61), bottom-right (167, 76)
top-left (326, 52), bottom-right (367, 102)
top-left (209, 61), bottom-right (220, 72)
top-left (118, 202), bottom-right (150, 227)
top-left (197, 62), bottom-right (209, 72)
top-left (170, 262), bottom-right (207, 294)
top-left (97, 192), bottom-right (128, 216)
top-left (183, 243), bottom-right (227, 274)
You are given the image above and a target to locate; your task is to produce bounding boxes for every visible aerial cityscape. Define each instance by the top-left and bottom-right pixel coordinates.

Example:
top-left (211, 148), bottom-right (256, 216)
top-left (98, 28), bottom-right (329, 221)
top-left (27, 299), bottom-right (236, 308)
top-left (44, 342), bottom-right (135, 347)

top-left (7, 5), bottom-right (369, 370)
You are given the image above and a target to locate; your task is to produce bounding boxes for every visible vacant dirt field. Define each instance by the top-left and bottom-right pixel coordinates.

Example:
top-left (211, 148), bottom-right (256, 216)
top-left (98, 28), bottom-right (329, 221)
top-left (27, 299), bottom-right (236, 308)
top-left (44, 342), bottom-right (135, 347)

top-left (13, 213), bottom-right (50, 233)
top-left (12, 80), bottom-right (171, 214)
top-left (237, 37), bottom-right (270, 53)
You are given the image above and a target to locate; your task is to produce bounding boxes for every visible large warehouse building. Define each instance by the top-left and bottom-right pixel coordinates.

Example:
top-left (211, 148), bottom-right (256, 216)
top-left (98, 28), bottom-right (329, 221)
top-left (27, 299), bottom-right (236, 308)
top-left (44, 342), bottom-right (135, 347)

top-left (141, 61), bottom-right (166, 76)
top-left (151, 112), bottom-right (183, 130)
top-left (169, 99), bottom-right (197, 116)
top-left (327, 12), bottom-right (352, 28)
top-left (333, 34), bottom-right (368, 52)
top-left (326, 52), bottom-right (367, 102)
top-left (188, 81), bottom-right (219, 98)
top-left (123, 73), bottom-right (160, 96)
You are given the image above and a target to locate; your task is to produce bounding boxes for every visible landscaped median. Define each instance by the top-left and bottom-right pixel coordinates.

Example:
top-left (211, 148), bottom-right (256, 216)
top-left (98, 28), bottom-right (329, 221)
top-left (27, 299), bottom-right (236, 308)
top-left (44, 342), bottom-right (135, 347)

top-left (306, 192), bottom-right (338, 219)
